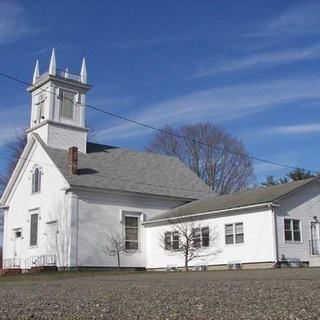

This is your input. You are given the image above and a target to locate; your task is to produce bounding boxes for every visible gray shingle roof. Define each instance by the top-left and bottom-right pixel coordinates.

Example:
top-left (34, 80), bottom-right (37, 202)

top-left (44, 142), bottom-right (212, 200)
top-left (149, 177), bottom-right (319, 221)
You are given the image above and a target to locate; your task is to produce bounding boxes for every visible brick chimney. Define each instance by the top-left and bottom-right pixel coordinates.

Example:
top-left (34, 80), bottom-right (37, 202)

top-left (68, 146), bottom-right (78, 175)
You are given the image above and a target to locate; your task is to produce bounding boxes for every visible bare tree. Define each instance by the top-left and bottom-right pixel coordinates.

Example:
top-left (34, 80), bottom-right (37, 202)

top-left (146, 123), bottom-right (255, 195)
top-left (103, 232), bottom-right (127, 271)
top-left (0, 131), bottom-right (27, 192)
top-left (160, 219), bottom-right (220, 271)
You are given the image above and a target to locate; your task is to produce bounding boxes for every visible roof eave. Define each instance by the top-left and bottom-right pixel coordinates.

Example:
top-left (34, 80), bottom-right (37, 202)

top-left (144, 202), bottom-right (277, 225)
top-left (67, 184), bottom-right (200, 202)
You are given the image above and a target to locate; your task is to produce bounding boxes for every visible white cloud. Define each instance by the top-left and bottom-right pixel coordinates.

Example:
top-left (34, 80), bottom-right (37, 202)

top-left (194, 45), bottom-right (320, 77)
top-left (266, 123), bottom-right (320, 135)
top-left (265, 1), bottom-right (320, 35)
top-left (94, 76), bottom-right (320, 142)
top-left (111, 36), bottom-right (189, 49)
top-left (0, 1), bottom-right (36, 44)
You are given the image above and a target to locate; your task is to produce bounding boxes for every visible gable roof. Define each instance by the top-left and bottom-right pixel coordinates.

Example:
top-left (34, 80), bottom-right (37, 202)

top-left (43, 142), bottom-right (212, 200)
top-left (148, 177), bottom-right (319, 222)
top-left (0, 136), bottom-right (37, 207)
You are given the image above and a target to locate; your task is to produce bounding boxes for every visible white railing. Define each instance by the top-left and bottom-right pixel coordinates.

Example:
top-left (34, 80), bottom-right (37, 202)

top-left (24, 254), bottom-right (56, 269)
top-left (3, 258), bottom-right (21, 269)
top-left (57, 69), bottom-right (81, 82)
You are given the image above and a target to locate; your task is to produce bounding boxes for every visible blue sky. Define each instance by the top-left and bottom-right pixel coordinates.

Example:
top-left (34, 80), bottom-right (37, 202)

top-left (0, 0), bottom-right (320, 183)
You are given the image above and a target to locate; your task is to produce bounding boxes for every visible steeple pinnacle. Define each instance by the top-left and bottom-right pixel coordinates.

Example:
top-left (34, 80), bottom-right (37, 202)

top-left (49, 48), bottom-right (56, 75)
top-left (80, 57), bottom-right (87, 84)
top-left (32, 60), bottom-right (40, 84)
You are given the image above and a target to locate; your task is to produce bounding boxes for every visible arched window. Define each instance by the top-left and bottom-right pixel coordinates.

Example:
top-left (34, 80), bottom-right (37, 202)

top-left (32, 167), bottom-right (41, 193)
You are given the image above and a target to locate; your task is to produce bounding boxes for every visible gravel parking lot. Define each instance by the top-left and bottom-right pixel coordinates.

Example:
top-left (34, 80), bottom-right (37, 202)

top-left (0, 268), bottom-right (320, 319)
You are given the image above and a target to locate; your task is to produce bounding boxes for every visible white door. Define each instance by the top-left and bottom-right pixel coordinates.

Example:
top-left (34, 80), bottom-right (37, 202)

top-left (45, 222), bottom-right (58, 257)
top-left (310, 222), bottom-right (320, 255)
top-left (13, 229), bottom-right (22, 267)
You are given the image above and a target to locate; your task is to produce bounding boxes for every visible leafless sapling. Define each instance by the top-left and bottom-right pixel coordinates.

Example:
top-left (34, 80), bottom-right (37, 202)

top-left (103, 232), bottom-right (127, 271)
top-left (160, 218), bottom-right (220, 271)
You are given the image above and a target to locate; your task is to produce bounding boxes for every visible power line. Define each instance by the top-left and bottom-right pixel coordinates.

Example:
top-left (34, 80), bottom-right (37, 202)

top-left (0, 70), bottom-right (318, 174)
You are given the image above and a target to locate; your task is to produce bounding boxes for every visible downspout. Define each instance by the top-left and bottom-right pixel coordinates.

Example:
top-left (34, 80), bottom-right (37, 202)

top-left (271, 206), bottom-right (279, 268)
top-left (75, 196), bottom-right (79, 268)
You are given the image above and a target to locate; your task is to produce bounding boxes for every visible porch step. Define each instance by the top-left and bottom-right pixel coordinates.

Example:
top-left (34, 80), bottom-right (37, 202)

top-left (309, 256), bottom-right (320, 267)
top-left (27, 266), bottom-right (58, 273)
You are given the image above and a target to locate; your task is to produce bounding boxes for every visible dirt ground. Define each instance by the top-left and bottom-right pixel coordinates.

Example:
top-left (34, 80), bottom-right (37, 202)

top-left (0, 268), bottom-right (320, 319)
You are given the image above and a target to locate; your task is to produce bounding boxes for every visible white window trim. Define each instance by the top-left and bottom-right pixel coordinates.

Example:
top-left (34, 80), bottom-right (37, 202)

top-left (30, 166), bottom-right (43, 195)
top-left (164, 231), bottom-right (180, 251)
top-left (225, 222), bottom-right (244, 246)
top-left (58, 89), bottom-right (77, 123)
top-left (284, 218), bottom-right (303, 243)
top-left (192, 226), bottom-right (210, 248)
top-left (28, 208), bottom-right (40, 248)
top-left (122, 211), bottom-right (142, 253)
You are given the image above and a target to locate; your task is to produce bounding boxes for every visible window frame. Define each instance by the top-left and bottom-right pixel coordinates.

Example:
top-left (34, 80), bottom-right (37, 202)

top-left (59, 89), bottom-right (75, 121)
top-left (123, 213), bottom-right (140, 251)
top-left (29, 212), bottom-right (39, 247)
top-left (164, 231), bottom-right (180, 251)
top-left (192, 227), bottom-right (210, 248)
top-left (31, 167), bottom-right (42, 194)
top-left (201, 227), bottom-right (210, 247)
top-left (225, 222), bottom-right (244, 245)
top-left (284, 218), bottom-right (302, 243)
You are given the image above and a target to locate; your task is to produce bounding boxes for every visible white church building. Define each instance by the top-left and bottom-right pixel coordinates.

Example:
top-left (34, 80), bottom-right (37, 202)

top-left (1, 51), bottom-right (320, 272)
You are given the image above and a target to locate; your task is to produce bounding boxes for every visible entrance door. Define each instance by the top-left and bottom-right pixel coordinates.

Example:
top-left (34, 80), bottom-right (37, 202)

top-left (13, 229), bottom-right (22, 267)
top-left (310, 222), bottom-right (320, 255)
top-left (45, 222), bottom-right (58, 260)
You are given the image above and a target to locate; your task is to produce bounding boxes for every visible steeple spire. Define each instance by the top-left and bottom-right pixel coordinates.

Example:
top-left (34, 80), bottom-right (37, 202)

top-left (49, 48), bottom-right (56, 75)
top-left (32, 60), bottom-right (40, 84)
top-left (80, 57), bottom-right (87, 84)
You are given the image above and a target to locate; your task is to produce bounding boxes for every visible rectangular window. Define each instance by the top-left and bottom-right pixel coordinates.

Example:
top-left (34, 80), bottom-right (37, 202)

top-left (125, 216), bottom-right (139, 250)
top-left (30, 213), bottom-right (38, 246)
top-left (36, 94), bottom-right (46, 123)
top-left (165, 232), bottom-right (172, 250)
top-left (225, 223), bottom-right (244, 245)
top-left (172, 232), bottom-right (179, 250)
top-left (202, 227), bottom-right (209, 247)
top-left (225, 224), bottom-right (234, 245)
top-left (235, 223), bottom-right (244, 244)
top-left (164, 231), bottom-right (180, 250)
top-left (284, 219), bottom-right (301, 242)
top-left (193, 228), bottom-right (201, 247)
top-left (60, 91), bottom-right (74, 119)
top-left (191, 227), bottom-right (210, 247)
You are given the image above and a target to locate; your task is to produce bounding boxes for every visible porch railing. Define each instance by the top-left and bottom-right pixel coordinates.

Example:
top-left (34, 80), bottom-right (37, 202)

top-left (24, 254), bottom-right (57, 269)
top-left (309, 239), bottom-right (320, 256)
top-left (3, 258), bottom-right (21, 269)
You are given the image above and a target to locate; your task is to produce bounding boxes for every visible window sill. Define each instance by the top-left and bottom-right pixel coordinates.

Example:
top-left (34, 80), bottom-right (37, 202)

top-left (31, 191), bottom-right (41, 196)
top-left (125, 249), bottom-right (140, 254)
top-left (284, 241), bottom-right (303, 244)
top-left (225, 243), bottom-right (245, 247)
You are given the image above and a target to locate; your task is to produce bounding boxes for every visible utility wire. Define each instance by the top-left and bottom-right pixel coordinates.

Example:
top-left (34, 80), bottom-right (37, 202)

top-left (0, 70), bottom-right (318, 174)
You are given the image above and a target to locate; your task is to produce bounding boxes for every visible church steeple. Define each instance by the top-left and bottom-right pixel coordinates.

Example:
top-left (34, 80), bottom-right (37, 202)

top-left (80, 58), bottom-right (87, 84)
top-left (32, 60), bottom-right (40, 84)
top-left (48, 48), bottom-right (56, 76)
top-left (26, 49), bottom-right (91, 153)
